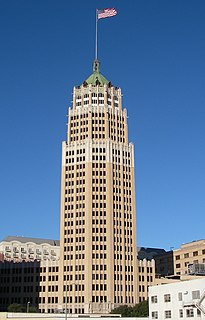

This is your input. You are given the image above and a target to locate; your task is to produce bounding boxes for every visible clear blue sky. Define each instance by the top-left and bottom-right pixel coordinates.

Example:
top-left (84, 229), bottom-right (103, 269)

top-left (0, 0), bottom-right (205, 251)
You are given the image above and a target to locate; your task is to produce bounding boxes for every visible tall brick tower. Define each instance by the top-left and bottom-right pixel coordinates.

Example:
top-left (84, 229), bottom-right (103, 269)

top-left (59, 60), bottom-right (138, 314)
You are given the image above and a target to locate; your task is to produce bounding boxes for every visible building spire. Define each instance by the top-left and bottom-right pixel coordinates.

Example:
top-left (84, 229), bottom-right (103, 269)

top-left (81, 60), bottom-right (111, 86)
top-left (93, 59), bottom-right (100, 73)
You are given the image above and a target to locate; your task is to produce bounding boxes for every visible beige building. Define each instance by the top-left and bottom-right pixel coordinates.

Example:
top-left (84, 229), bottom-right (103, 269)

top-left (59, 59), bottom-right (138, 314)
top-left (0, 258), bottom-right (60, 313)
top-left (138, 259), bottom-right (155, 302)
top-left (0, 237), bottom-right (159, 313)
top-left (2, 60), bottom-right (180, 314)
top-left (0, 237), bottom-right (60, 313)
top-left (0, 236), bottom-right (60, 262)
top-left (154, 240), bottom-right (205, 278)
top-left (173, 240), bottom-right (205, 276)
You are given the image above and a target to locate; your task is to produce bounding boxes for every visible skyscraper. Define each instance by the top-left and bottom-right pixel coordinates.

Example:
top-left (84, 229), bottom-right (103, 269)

top-left (59, 60), bottom-right (138, 314)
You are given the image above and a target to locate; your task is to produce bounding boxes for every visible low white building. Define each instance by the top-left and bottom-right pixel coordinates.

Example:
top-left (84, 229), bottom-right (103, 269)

top-left (149, 278), bottom-right (205, 319)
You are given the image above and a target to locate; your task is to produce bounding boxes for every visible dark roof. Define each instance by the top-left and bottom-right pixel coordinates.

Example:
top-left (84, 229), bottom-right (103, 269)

top-left (2, 236), bottom-right (60, 246)
top-left (137, 247), bottom-right (166, 260)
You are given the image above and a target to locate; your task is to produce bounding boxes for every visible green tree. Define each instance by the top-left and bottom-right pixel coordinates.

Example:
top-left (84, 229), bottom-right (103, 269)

top-left (28, 306), bottom-right (38, 313)
top-left (8, 303), bottom-right (23, 312)
top-left (111, 305), bottom-right (133, 317)
top-left (111, 301), bottom-right (149, 317)
top-left (131, 300), bottom-right (149, 317)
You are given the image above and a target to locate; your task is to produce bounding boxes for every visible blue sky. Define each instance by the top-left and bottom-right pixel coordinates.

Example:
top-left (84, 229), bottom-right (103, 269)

top-left (0, 0), bottom-right (205, 251)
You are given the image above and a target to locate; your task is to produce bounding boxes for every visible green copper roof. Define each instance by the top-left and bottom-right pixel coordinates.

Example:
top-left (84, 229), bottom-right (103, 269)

top-left (82, 60), bottom-right (110, 86)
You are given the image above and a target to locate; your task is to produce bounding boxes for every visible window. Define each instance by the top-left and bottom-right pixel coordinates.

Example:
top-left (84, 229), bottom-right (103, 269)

top-left (184, 253), bottom-right (189, 258)
top-left (197, 309), bottom-right (201, 316)
top-left (176, 263), bottom-right (181, 268)
top-left (164, 294), bottom-right (171, 302)
top-left (176, 255), bottom-right (180, 260)
top-left (192, 290), bottom-right (200, 300)
top-left (178, 292), bottom-right (182, 301)
top-left (186, 309), bottom-right (194, 317)
top-left (151, 295), bottom-right (158, 303)
top-left (193, 251), bottom-right (198, 257)
top-left (165, 310), bottom-right (171, 318)
top-left (151, 311), bottom-right (158, 319)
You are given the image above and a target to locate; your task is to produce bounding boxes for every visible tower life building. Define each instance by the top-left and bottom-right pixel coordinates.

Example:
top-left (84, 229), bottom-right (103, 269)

top-left (59, 60), bottom-right (138, 314)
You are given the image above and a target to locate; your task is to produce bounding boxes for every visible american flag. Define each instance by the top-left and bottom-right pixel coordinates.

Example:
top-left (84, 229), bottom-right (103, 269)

top-left (97, 8), bottom-right (117, 20)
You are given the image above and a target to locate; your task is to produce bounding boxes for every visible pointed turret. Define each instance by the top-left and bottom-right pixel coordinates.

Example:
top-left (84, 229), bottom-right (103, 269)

top-left (82, 60), bottom-right (111, 86)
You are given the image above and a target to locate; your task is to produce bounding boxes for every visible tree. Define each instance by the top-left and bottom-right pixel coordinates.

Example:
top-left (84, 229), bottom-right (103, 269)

top-left (28, 306), bottom-right (38, 313)
top-left (8, 303), bottom-right (23, 312)
top-left (131, 300), bottom-right (149, 317)
top-left (111, 301), bottom-right (149, 317)
top-left (111, 305), bottom-right (133, 317)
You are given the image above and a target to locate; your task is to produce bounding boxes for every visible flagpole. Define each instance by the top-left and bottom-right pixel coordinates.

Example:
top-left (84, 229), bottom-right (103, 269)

top-left (95, 9), bottom-right (98, 60)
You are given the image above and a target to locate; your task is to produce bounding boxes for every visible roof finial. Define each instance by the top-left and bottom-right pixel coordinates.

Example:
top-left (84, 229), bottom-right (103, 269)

top-left (82, 60), bottom-right (110, 86)
top-left (93, 59), bottom-right (100, 73)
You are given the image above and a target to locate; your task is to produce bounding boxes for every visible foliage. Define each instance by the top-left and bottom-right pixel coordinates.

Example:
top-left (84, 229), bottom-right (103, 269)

top-left (111, 300), bottom-right (149, 317)
top-left (8, 303), bottom-right (24, 312)
top-left (7, 304), bottom-right (38, 313)
top-left (111, 305), bottom-right (133, 317)
top-left (131, 300), bottom-right (149, 317)
top-left (28, 306), bottom-right (38, 313)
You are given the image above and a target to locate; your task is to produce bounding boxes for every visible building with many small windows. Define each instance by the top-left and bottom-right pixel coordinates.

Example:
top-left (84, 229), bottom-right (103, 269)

top-left (0, 259), bottom-right (60, 313)
top-left (0, 235), bottom-right (167, 312)
top-left (0, 236), bottom-right (163, 312)
top-left (0, 236), bottom-right (60, 262)
top-left (1, 233), bottom-right (205, 314)
top-left (138, 259), bottom-right (155, 302)
top-left (149, 278), bottom-right (205, 319)
top-left (0, 59), bottom-right (139, 314)
top-left (173, 240), bottom-right (205, 276)
top-left (0, 237), bottom-right (60, 313)
top-left (3, 60), bottom-right (205, 315)
top-left (154, 240), bottom-right (205, 277)
top-left (58, 59), bottom-right (138, 314)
